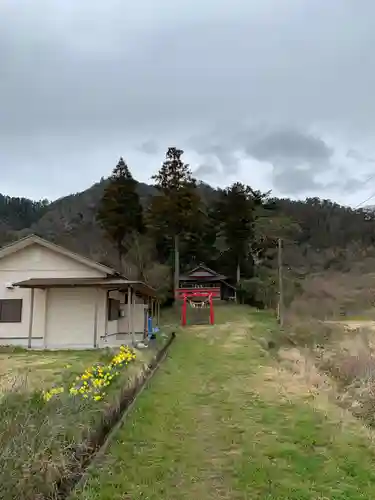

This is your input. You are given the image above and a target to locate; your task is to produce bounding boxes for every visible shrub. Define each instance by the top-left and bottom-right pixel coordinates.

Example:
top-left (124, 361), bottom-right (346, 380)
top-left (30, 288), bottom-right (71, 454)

top-left (285, 270), bottom-right (375, 320)
top-left (0, 345), bottom-right (153, 499)
top-left (275, 316), bottom-right (341, 350)
top-left (321, 352), bottom-right (375, 387)
top-left (340, 378), bottom-right (375, 427)
top-left (0, 390), bottom-right (93, 498)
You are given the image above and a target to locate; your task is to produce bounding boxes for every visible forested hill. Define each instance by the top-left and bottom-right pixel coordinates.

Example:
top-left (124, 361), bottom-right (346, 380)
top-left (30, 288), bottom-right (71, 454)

top-left (0, 180), bottom-right (156, 264)
top-left (0, 178), bottom-right (221, 263)
top-left (0, 179), bottom-right (374, 277)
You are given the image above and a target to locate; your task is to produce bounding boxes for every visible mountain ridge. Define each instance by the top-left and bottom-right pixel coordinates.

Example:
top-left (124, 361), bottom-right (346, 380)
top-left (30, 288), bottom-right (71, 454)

top-left (0, 178), bottom-right (374, 273)
top-left (0, 178), bottom-right (218, 268)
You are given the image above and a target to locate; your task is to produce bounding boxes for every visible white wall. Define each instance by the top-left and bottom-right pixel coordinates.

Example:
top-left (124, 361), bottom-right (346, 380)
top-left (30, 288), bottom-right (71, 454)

top-left (118, 304), bottom-right (146, 333)
top-left (106, 290), bottom-right (147, 341)
top-left (45, 287), bottom-right (107, 349)
top-left (0, 243), bottom-right (106, 347)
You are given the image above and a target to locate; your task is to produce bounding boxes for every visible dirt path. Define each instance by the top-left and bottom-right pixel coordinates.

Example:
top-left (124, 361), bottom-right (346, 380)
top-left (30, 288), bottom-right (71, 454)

top-left (327, 319), bottom-right (375, 330)
top-left (72, 308), bottom-right (375, 500)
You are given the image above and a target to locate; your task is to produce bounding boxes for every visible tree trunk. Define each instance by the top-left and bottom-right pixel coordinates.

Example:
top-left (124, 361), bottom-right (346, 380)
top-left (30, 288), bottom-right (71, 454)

top-left (117, 244), bottom-right (123, 273)
top-left (236, 260), bottom-right (241, 284)
top-left (236, 259), bottom-right (241, 303)
top-left (174, 234), bottom-right (180, 298)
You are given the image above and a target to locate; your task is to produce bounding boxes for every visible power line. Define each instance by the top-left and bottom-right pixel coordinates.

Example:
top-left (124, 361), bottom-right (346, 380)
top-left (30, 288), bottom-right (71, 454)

top-left (354, 191), bottom-right (375, 210)
top-left (353, 172), bottom-right (375, 209)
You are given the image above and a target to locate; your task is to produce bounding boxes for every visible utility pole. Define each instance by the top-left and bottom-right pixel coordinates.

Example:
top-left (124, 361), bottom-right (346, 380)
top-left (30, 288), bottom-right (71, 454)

top-left (277, 237), bottom-right (284, 327)
top-left (174, 234), bottom-right (180, 299)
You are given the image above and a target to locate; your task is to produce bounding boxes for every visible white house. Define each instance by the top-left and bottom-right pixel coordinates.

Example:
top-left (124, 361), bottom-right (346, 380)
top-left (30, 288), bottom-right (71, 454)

top-left (0, 235), bottom-right (159, 349)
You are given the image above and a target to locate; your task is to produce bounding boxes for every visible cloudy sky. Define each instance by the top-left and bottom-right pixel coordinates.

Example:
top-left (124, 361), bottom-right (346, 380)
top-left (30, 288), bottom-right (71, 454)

top-left (1, 0), bottom-right (375, 206)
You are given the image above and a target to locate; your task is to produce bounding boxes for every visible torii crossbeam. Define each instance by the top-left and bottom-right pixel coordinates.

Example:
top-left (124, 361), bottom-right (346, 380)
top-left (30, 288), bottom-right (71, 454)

top-left (181, 290), bottom-right (214, 326)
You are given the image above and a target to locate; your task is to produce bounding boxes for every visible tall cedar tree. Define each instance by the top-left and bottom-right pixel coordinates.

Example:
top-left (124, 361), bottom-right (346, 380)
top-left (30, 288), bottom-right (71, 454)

top-left (148, 147), bottom-right (202, 292)
top-left (214, 182), bottom-right (263, 283)
top-left (97, 158), bottom-right (143, 264)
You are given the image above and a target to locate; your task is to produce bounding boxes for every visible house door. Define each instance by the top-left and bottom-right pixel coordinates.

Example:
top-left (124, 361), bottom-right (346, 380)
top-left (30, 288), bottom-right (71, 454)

top-left (45, 288), bottom-right (96, 348)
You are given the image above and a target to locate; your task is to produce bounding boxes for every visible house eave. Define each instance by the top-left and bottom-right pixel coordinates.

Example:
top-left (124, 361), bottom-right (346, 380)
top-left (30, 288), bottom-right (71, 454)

top-left (179, 275), bottom-right (228, 281)
top-left (14, 277), bottom-right (157, 298)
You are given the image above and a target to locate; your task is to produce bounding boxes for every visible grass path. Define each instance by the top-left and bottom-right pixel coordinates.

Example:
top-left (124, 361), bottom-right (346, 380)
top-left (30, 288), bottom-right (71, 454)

top-left (72, 308), bottom-right (375, 499)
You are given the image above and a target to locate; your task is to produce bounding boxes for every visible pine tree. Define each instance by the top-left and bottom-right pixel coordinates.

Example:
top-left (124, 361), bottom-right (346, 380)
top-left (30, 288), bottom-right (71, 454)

top-left (147, 147), bottom-right (202, 293)
top-left (214, 182), bottom-right (264, 284)
top-left (152, 147), bottom-right (195, 193)
top-left (97, 158), bottom-right (143, 265)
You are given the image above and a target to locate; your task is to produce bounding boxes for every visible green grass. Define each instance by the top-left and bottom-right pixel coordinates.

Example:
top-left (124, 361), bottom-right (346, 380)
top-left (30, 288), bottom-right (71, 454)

top-left (0, 345), bottom-right (159, 499)
top-left (72, 305), bottom-right (375, 500)
top-left (0, 349), bottom-right (113, 393)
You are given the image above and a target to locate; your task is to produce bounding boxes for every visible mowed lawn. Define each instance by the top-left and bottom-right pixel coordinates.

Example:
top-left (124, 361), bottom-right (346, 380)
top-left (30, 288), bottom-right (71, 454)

top-left (72, 307), bottom-right (375, 500)
top-left (0, 349), bottom-right (111, 393)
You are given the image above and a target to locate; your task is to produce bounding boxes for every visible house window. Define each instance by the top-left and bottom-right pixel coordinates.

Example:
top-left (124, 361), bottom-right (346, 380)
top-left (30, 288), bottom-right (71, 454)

top-left (0, 299), bottom-right (23, 323)
top-left (107, 298), bottom-right (120, 321)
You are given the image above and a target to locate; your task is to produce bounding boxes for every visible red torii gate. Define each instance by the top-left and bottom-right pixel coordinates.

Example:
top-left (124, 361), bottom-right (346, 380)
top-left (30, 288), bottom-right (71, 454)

top-left (180, 290), bottom-right (215, 326)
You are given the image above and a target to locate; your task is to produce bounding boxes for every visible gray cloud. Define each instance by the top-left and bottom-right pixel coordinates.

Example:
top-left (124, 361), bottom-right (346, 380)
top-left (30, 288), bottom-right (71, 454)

top-left (347, 149), bottom-right (375, 163)
top-left (1, 0), bottom-right (375, 202)
top-left (341, 178), bottom-right (370, 194)
top-left (247, 129), bottom-right (333, 164)
top-left (272, 167), bottom-right (326, 195)
top-left (347, 149), bottom-right (364, 162)
top-left (271, 166), bottom-right (369, 196)
top-left (137, 140), bottom-right (159, 155)
top-left (190, 126), bottom-right (334, 194)
top-left (190, 125), bottom-right (375, 197)
top-left (247, 128), bottom-right (333, 194)
top-left (194, 164), bottom-right (219, 178)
